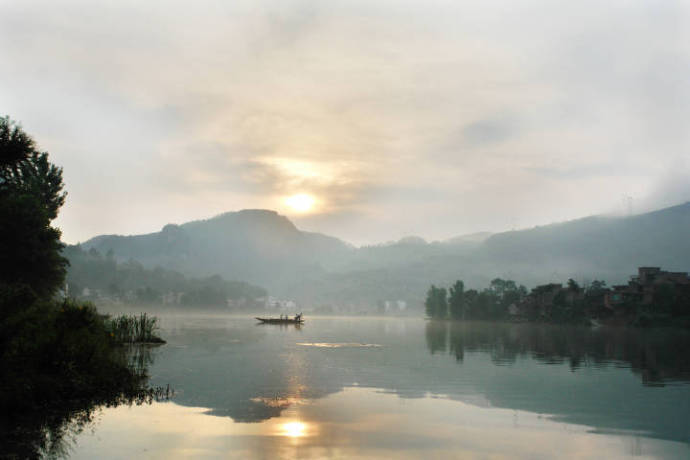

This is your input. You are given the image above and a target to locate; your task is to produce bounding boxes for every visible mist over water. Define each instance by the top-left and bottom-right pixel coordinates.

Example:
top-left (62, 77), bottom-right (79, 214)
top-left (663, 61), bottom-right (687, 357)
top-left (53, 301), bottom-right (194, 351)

top-left (63, 314), bottom-right (690, 458)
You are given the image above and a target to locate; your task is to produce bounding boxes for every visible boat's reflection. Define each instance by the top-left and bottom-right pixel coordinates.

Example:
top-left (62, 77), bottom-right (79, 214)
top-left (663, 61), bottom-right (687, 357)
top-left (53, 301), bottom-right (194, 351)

top-left (255, 322), bottom-right (302, 330)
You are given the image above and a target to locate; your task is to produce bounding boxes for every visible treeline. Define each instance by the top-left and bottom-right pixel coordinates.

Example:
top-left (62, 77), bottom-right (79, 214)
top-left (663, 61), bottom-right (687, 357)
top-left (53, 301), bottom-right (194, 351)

top-left (425, 274), bottom-right (690, 326)
top-left (64, 245), bottom-right (267, 307)
top-left (425, 279), bottom-right (528, 320)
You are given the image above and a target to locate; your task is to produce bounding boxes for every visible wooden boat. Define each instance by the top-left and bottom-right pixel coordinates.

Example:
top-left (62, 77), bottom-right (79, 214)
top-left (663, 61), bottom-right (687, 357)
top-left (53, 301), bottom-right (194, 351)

top-left (255, 317), bottom-right (304, 324)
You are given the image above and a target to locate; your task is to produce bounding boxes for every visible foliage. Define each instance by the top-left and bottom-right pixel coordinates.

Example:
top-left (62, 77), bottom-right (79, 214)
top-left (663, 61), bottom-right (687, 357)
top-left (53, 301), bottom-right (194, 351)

top-left (448, 280), bottom-right (465, 319)
top-left (0, 117), bottom-right (168, 458)
top-left (425, 285), bottom-right (448, 319)
top-left (567, 278), bottom-right (580, 291)
top-left (427, 278), bottom-right (527, 319)
top-left (1, 115), bottom-right (66, 217)
top-left (586, 280), bottom-right (607, 296)
top-left (427, 278), bottom-right (528, 321)
top-left (425, 273), bottom-right (690, 326)
top-left (0, 298), bottom-right (148, 412)
top-left (0, 116), bottom-right (67, 298)
top-left (63, 245), bottom-right (268, 307)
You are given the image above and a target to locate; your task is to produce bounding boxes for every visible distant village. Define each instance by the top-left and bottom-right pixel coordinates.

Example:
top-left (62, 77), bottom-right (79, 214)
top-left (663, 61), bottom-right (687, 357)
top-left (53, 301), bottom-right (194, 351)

top-left (71, 285), bottom-right (285, 311)
top-left (72, 285), bottom-right (410, 316)
top-left (515, 267), bottom-right (689, 321)
top-left (426, 267), bottom-right (690, 326)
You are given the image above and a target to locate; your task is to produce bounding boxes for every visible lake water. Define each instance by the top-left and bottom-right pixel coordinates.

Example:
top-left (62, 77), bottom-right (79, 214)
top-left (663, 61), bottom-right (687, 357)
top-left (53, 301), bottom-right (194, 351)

top-left (68, 315), bottom-right (689, 459)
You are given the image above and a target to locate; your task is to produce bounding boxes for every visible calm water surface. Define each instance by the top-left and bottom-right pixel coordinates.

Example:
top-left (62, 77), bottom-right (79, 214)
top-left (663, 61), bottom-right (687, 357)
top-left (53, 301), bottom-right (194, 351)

top-left (69, 315), bottom-right (690, 459)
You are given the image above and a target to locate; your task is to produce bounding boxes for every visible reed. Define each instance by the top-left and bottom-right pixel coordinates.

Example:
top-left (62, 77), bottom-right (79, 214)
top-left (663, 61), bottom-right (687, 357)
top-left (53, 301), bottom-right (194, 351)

top-left (107, 313), bottom-right (165, 344)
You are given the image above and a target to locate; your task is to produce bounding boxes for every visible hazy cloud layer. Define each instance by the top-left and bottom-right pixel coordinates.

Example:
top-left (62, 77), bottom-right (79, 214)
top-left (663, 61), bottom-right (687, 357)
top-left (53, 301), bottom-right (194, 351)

top-left (1, 0), bottom-right (688, 244)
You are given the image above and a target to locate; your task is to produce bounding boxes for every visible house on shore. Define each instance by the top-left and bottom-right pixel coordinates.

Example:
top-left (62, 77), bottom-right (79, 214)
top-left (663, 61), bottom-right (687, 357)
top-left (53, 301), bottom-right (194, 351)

top-left (509, 266), bottom-right (689, 321)
top-left (606, 267), bottom-right (690, 310)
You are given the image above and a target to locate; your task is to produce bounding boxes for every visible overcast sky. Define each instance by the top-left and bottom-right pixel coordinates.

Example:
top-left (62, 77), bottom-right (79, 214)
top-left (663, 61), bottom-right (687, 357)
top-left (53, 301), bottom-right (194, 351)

top-left (1, 0), bottom-right (688, 245)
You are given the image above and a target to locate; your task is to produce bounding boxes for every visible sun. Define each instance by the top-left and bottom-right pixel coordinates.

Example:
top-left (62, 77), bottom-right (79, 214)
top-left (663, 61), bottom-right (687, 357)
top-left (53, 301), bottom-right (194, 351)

top-left (285, 194), bottom-right (316, 212)
top-left (281, 421), bottom-right (307, 438)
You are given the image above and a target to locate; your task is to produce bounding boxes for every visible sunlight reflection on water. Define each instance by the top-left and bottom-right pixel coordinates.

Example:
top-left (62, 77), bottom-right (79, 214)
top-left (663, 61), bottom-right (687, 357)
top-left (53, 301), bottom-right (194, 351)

top-left (69, 387), bottom-right (687, 459)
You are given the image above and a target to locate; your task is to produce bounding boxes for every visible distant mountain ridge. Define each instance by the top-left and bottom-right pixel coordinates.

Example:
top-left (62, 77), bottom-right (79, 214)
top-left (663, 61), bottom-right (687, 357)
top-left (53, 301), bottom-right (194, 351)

top-left (81, 202), bottom-right (690, 309)
top-left (483, 202), bottom-right (690, 270)
top-left (83, 209), bottom-right (352, 288)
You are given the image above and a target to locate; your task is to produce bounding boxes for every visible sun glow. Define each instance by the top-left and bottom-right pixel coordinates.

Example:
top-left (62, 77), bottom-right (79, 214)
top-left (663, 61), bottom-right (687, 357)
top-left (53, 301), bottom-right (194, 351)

top-left (281, 421), bottom-right (307, 438)
top-left (285, 194), bottom-right (316, 212)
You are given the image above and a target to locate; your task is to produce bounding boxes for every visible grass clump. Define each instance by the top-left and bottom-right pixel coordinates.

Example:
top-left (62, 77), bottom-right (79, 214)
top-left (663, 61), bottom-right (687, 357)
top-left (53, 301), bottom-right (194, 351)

top-left (107, 313), bottom-right (165, 344)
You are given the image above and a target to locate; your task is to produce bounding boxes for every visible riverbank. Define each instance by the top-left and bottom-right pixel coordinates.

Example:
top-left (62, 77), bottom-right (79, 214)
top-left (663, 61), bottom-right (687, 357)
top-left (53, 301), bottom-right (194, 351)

top-left (0, 298), bottom-right (169, 458)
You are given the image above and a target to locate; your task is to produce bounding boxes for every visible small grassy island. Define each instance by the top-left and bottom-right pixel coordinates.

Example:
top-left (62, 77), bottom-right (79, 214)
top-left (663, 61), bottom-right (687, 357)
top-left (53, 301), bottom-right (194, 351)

top-left (425, 269), bottom-right (690, 327)
top-left (0, 117), bottom-right (168, 458)
top-left (108, 312), bottom-right (166, 344)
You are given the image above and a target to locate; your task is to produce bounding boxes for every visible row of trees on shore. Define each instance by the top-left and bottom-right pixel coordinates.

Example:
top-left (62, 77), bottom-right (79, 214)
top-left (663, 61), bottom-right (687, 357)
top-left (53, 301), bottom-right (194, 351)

top-left (425, 275), bottom-right (690, 326)
top-left (425, 279), bottom-right (528, 320)
top-left (425, 278), bottom-right (613, 323)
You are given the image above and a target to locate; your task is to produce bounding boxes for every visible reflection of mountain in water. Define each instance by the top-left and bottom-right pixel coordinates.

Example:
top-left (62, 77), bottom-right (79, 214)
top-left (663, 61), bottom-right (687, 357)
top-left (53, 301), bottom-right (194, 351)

top-left (148, 317), bottom-right (690, 443)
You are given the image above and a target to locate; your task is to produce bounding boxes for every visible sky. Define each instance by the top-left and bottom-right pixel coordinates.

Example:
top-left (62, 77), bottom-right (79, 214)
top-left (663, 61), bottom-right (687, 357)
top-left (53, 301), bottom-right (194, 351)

top-left (1, 0), bottom-right (689, 245)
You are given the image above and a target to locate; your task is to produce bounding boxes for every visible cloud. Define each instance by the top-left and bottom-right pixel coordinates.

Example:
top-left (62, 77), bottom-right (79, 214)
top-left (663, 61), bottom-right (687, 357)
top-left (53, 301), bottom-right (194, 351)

top-left (462, 117), bottom-right (516, 147)
top-left (1, 0), bottom-right (688, 244)
top-left (636, 163), bottom-right (690, 214)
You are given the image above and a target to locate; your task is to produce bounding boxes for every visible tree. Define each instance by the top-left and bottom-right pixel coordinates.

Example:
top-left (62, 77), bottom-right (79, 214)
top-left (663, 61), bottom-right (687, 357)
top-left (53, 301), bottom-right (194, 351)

top-left (463, 289), bottom-right (479, 318)
top-left (475, 290), bottom-right (492, 319)
top-left (489, 278), bottom-right (508, 298)
top-left (489, 278), bottom-right (520, 319)
top-left (0, 117), bottom-right (67, 299)
top-left (425, 285), bottom-right (448, 319)
top-left (586, 280), bottom-right (607, 296)
top-left (448, 280), bottom-right (465, 320)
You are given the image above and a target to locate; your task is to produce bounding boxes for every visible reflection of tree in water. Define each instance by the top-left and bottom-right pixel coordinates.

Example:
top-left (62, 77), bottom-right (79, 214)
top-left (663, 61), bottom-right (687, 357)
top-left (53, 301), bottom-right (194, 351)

top-left (427, 321), bottom-right (690, 384)
top-left (425, 321), bottom-right (448, 355)
top-left (0, 345), bottom-right (171, 459)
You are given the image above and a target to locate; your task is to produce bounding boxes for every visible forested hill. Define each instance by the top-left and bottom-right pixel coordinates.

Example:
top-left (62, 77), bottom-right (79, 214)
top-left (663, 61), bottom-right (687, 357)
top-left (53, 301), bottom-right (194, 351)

top-left (64, 245), bottom-right (266, 307)
top-left (483, 201), bottom-right (690, 272)
top-left (79, 203), bottom-right (690, 309)
top-left (82, 209), bottom-right (352, 288)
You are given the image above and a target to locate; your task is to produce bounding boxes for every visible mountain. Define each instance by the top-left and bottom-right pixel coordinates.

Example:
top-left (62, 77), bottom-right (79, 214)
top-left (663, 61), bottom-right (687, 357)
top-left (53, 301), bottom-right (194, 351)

top-left (80, 203), bottom-right (690, 310)
top-left (82, 209), bottom-right (352, 291)
top-left (482, 201), bottom-right (690, 277)
top-left (443, 232), bottom-right (493, 245)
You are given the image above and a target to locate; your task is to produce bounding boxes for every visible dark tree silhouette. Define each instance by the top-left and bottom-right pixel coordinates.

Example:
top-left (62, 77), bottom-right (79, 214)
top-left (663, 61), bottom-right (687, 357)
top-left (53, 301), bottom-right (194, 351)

top-left (0, 117), bottom-right (169, 460)
top-left (448, 280), bottom-right (465, 320)
top-left (425, 285), bottom-right (448, 319)
top-left (0, 116), bottom-right (67, 299)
